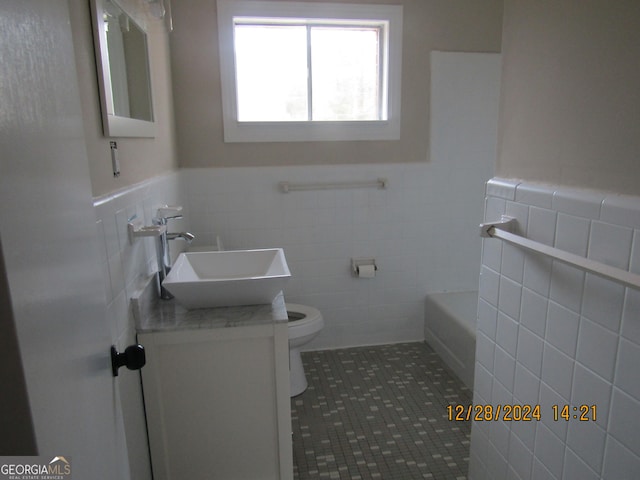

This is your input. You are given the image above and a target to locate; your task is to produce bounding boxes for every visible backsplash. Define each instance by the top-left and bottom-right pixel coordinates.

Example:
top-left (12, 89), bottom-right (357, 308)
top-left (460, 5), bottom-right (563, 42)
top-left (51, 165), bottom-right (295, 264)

top-left (182, 162), bottom-right (491, 349)
top-left (470, 178), bottom-right (640, 479)
top-left (94, 172), bottom-right (186, 349)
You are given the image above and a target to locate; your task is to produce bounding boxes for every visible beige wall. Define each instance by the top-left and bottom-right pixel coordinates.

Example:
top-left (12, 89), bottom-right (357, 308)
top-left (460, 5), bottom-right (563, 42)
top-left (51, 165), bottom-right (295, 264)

top-left (70, 0), bottom-right (179, 197)
top-left (497, 0), bottom-right (640, 195)
top-left (170, 0), bottom-right (503, 168)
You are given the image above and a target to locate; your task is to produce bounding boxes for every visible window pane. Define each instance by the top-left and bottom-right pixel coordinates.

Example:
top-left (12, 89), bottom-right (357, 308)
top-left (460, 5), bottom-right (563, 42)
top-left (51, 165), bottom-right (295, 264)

top-left (234, 25), bottom-right (308, 121)
top-left (310, 27), bottom-right (380, 121)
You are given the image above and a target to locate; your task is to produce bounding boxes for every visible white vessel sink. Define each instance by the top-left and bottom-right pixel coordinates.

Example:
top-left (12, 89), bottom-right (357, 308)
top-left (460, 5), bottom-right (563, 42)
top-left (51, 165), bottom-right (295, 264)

top-left (162, 248), bottom-right (291, 309)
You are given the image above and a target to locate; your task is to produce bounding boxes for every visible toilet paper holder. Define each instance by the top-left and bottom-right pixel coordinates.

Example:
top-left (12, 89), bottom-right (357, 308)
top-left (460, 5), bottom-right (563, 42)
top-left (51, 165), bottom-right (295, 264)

top-left (351, 257), bottom-right (378, 277)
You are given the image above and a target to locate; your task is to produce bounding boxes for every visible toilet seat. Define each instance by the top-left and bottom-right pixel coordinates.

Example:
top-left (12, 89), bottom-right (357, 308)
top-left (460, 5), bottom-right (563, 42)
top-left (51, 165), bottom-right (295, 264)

top-left (287, 303), bottom-right (321, 326)
top-left (286, 304), bottom-right (323, 340)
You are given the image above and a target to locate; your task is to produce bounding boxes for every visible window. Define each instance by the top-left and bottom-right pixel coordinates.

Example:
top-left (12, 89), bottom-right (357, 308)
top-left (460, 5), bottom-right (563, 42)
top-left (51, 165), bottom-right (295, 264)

top-left (217, 0), bottom-right (403, 142)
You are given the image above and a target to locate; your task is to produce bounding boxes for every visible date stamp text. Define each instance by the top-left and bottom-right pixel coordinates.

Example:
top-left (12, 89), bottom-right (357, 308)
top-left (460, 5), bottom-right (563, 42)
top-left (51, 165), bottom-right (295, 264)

top-left (446, 404), bottom-right (597, 422)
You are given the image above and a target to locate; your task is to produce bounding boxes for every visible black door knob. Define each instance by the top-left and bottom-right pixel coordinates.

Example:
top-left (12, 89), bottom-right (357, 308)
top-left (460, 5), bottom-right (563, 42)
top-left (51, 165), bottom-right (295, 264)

top-left (111, 344), bottom-right (146, 377)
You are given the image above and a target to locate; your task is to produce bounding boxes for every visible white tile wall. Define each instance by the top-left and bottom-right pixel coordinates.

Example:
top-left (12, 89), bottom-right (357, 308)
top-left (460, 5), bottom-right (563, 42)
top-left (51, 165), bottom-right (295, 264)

top-left (94, 172), bottom-right (185, 349)
top-left (470, 178), bottom-right (640, 480)
top-left (93, 161), bottom-right (490, 352)
top-left (181, 162), bottom-right (490, 349)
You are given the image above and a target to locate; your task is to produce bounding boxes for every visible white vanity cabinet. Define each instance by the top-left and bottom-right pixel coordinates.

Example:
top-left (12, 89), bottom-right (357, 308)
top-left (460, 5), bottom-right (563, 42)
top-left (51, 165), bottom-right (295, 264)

top-left (137, 302), bottom-right (292, 480)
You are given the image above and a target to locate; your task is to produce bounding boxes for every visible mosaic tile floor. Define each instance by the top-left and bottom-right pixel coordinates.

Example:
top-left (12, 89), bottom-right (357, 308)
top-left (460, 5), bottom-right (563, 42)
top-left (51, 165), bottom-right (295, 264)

top-left (291, 342), bottom-right (472, 480)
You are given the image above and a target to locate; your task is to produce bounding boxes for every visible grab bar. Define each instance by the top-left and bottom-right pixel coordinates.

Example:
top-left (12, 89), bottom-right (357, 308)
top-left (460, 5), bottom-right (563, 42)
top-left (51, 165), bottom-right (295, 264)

top-left (279, 178), bottom-right (388, 193)
top-left (480, 216), bottom-right (640, 290)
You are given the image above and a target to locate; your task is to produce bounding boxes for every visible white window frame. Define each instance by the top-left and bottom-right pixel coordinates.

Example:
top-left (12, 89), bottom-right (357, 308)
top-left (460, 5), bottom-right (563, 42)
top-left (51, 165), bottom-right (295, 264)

top-left (217, 0), bottom-right (403, 143)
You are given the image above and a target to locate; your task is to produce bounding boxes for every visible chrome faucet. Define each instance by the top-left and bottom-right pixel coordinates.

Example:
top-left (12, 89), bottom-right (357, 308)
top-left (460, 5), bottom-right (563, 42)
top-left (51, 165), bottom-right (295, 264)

top-left (166, 232), bottom-right (195, 242)
top-left (153, 206), bottom-right (195, 299)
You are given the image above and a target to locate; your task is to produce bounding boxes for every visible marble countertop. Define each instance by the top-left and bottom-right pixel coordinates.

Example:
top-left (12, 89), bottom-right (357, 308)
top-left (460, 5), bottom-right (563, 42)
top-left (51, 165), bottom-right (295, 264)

top-left (132, 276), bottom-right (288, 333)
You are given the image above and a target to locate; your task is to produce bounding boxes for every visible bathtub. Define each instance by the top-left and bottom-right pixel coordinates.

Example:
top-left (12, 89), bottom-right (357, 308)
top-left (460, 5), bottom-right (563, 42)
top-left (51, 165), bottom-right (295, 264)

top-left (424, 291), bottom-right (478, 389)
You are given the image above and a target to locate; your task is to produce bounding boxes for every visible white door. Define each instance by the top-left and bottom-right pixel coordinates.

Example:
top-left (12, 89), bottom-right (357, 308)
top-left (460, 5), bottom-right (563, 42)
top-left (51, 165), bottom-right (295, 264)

top-left (0, 1), bottom-right (129, 477)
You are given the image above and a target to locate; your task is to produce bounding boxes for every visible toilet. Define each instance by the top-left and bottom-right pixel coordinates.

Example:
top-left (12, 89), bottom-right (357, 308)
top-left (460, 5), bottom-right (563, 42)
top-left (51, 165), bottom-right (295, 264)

top-left (286, 304), bottom-right (324, 397)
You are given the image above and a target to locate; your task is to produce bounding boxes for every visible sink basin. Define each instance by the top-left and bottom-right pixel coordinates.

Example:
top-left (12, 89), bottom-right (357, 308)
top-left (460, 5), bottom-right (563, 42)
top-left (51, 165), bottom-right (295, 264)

top-left (162, 248), bottom-right (291, 309)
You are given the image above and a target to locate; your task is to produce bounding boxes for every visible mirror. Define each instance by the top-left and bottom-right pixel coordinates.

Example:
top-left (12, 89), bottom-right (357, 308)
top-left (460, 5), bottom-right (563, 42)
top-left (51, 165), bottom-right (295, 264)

top-left (91, 0), bottom-right (155, 137)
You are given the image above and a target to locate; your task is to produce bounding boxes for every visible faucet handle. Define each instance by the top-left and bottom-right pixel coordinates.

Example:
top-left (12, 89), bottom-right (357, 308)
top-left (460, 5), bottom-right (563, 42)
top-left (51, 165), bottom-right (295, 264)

top-left (156, 205), bottom-right (183, 220)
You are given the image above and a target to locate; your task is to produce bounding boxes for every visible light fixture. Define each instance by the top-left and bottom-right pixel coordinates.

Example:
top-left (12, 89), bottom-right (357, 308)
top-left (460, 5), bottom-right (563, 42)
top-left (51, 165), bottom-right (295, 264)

top-left (146, 0), bottom-right (173, 31)
top-left (147, 0), bottom-right (165, 19)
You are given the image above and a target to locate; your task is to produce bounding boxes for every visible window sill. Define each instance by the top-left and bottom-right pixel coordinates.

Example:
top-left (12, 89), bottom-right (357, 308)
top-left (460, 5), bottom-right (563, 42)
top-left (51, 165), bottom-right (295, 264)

top-left (222, 120), bottom-right (400, 143)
